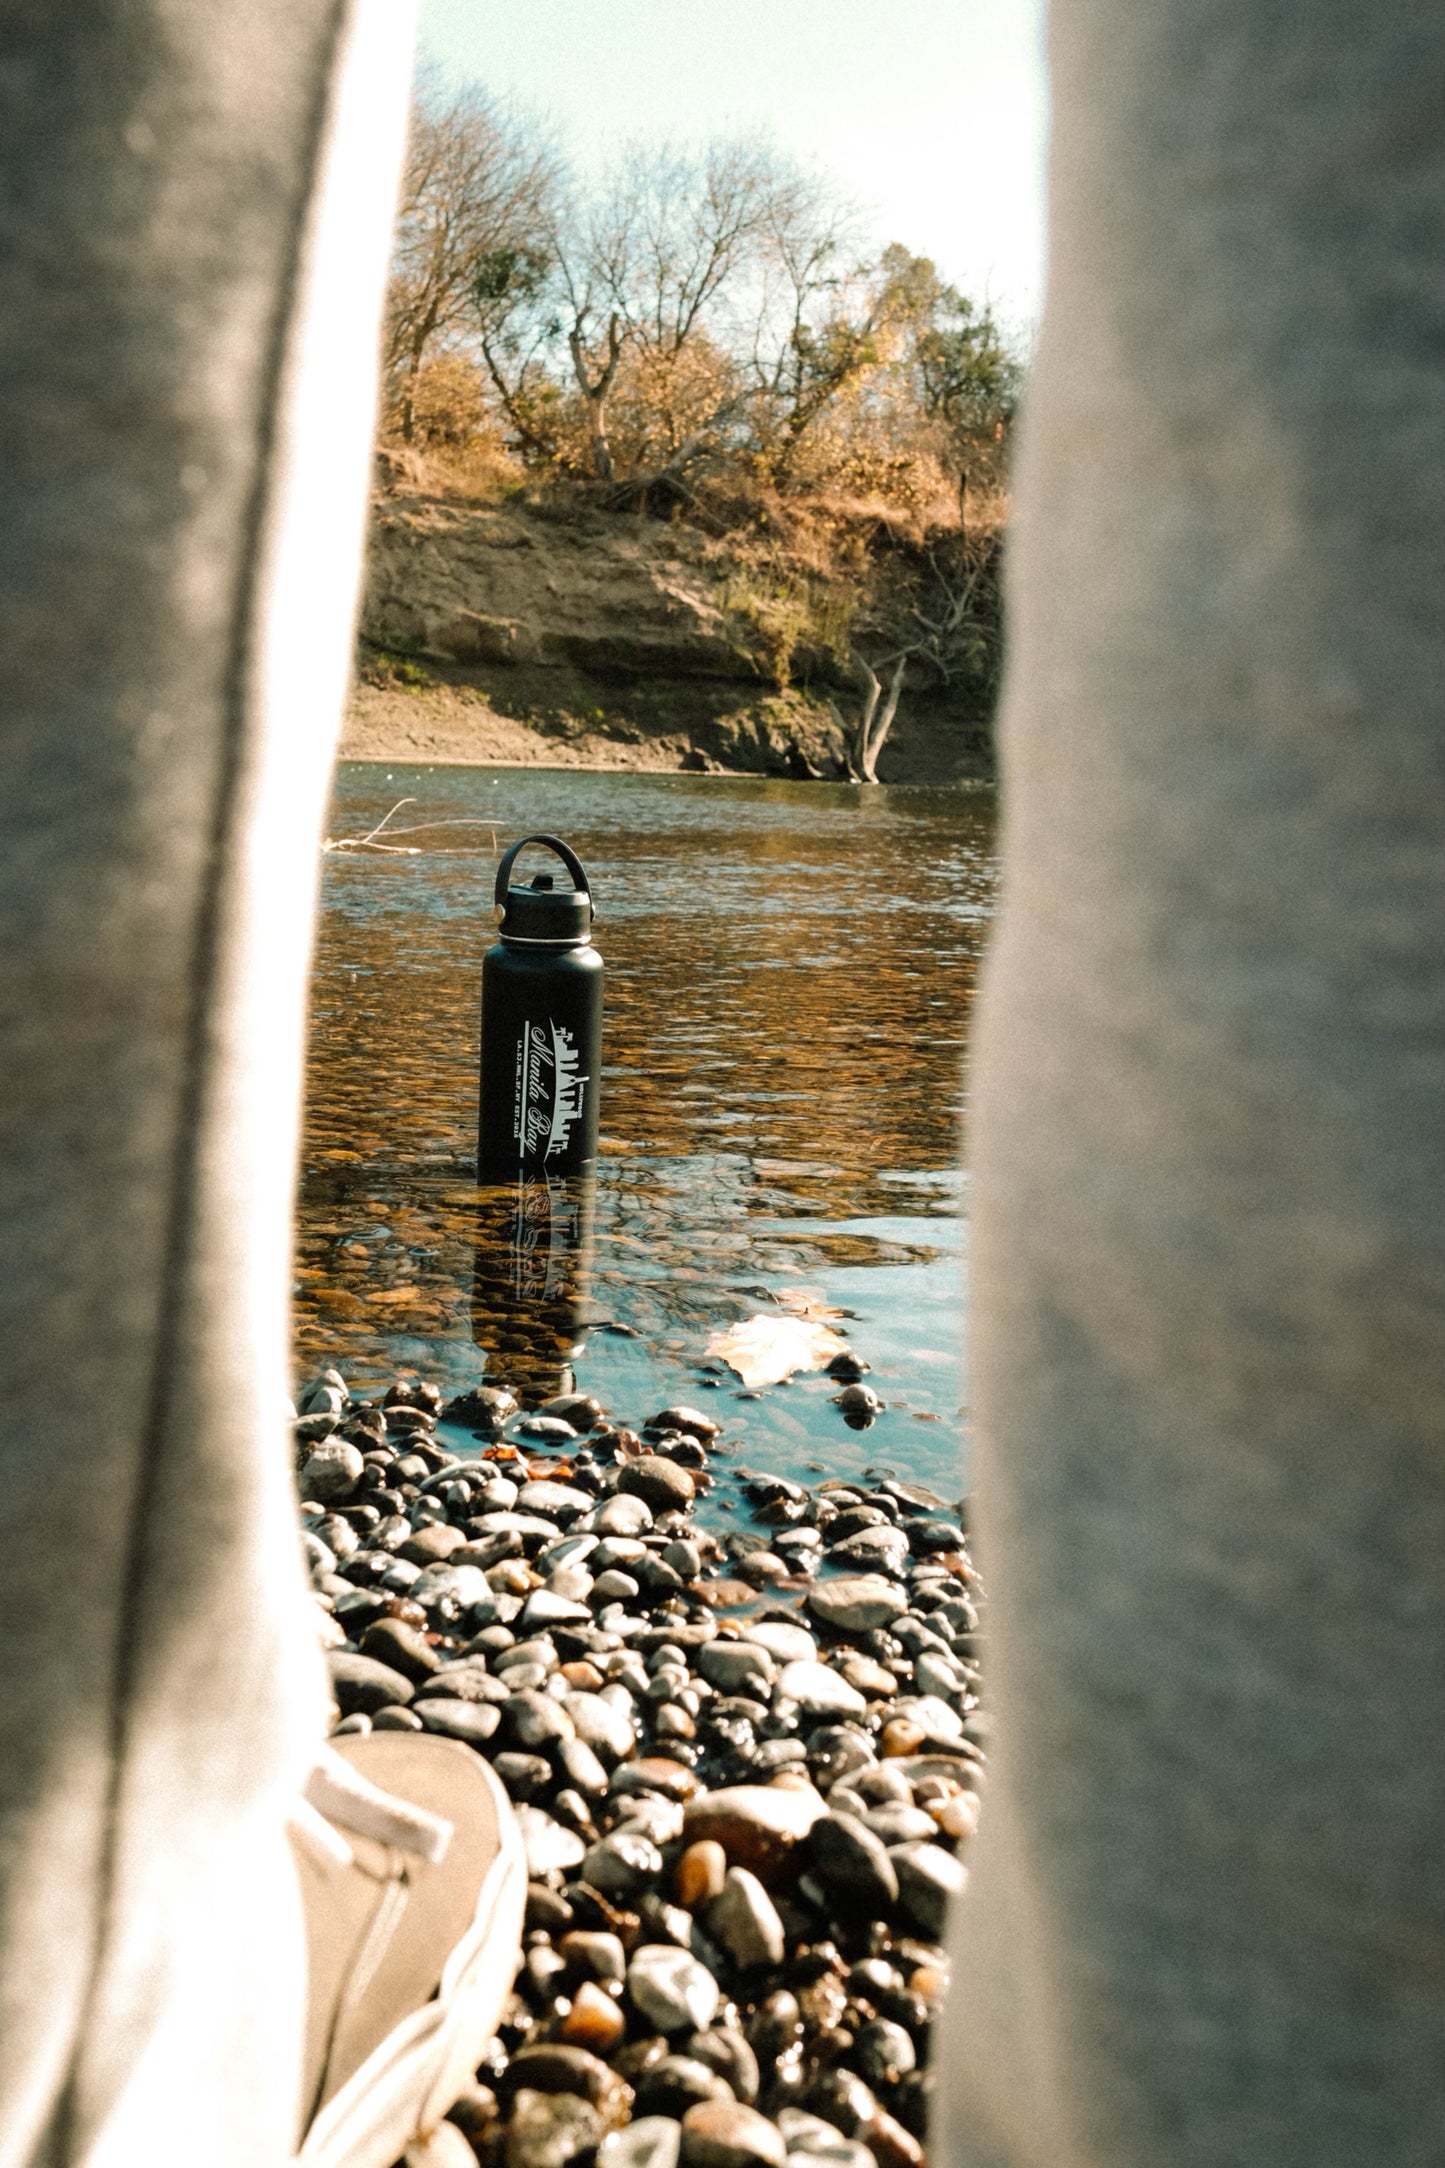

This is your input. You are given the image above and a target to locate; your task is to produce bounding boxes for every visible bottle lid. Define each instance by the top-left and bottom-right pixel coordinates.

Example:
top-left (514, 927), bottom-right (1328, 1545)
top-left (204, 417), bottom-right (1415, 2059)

top-left (494, 833), bottom-right (594, 943)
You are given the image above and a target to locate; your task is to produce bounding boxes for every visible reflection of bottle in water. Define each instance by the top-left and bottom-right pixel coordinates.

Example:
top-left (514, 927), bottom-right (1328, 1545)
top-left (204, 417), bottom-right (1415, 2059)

top-left (471, 1170), bottom-right (596, 1403)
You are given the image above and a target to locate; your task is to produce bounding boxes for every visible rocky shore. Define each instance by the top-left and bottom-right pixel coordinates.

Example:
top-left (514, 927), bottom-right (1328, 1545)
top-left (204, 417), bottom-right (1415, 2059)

top-left (297, 1369), bottom-right (983, 2168)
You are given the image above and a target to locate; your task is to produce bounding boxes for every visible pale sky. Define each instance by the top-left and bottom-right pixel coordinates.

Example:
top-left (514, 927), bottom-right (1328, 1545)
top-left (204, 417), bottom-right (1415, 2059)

top-left (415, 0), bottom-right (1049, 329)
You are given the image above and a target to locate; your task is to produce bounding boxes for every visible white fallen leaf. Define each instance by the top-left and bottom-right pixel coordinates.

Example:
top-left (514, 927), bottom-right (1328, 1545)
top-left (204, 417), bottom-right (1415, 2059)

top-left (705, 1313), bottom-right (849, 1389)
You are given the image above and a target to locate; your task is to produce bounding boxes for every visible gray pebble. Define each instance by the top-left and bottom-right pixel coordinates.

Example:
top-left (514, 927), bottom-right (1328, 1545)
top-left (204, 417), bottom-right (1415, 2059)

top-left (628, 1944), bottom-right (721, 2034)
top-left (890, 1840), bottom-right (967, 1936)
top-left (581, 1828), bottom-right (663, 1899)
top-left (415, 1698), bottom-right (502, 1749)
top-left (299, 1439), bottom-right (365, 1504)
top-left (707, 1868), bottom-right (785, 1970)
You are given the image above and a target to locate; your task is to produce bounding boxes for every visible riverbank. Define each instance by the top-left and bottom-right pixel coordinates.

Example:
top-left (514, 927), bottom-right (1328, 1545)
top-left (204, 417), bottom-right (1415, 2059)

top-left (339, 682), bottom-right (865, 777)
top-left (347, 485), bottom-right (999, 782)
top-left (298, 1366), bottom-right (982, 2167)
top-left (340, 678), bottom-right (993, 783)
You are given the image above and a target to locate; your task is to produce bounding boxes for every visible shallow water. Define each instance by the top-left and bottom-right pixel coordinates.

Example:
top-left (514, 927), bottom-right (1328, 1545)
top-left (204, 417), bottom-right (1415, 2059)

top-left (297, 765), bottom-right (997, 1496)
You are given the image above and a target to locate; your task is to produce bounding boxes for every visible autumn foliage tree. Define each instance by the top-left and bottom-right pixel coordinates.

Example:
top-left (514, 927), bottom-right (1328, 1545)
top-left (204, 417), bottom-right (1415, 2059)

top-left (382, 81), bottom-right (1023, 514)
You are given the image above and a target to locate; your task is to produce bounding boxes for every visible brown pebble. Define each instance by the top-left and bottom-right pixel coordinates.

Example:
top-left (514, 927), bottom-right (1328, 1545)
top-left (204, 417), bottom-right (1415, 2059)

top-left (837, 1654), bottom-right (898, 1699)
top-left (560, 1980), bottom-right (627, 2055)
top-left (699, 1580), bottom-right (759, 1609)
top-left (682, 1784), bottom-right (828, 1885)
top-left (675, 1840), bottom-right (728, 1908)
top-left (680, 2099), bottom-right (787, 2168)
top-left (907, 1963), bottom-right (948, 2007)
top-left (881, 1719), bottom-right (927, 1759)
top-left (864, 2109), bottom-right (926, 2168)
top-left (612, 1757), bottom-right (701, 1801)
top-left (932, 1791), bottom-right (981, 1841)
top-left (561, 1661), bottom-right (606, 1690)
top-left (767, 1770), bottom-right (815, 1792)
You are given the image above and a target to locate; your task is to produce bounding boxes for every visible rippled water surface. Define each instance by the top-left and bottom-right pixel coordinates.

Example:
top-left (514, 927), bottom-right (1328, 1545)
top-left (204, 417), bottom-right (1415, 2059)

top-left (298, 766), bottom-right (997, 1495)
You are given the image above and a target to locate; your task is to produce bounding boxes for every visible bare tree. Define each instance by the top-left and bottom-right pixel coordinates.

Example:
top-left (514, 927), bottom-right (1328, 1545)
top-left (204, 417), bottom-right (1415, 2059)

top-left (595, 139), bottom-right (779, 358)
top-left (828, 654), bottom-right (908, 783)
top-left (748, 217), bottom-right (926, 482)
top-left (559, 137), bottom-right (797, 483)
top-left (385, 79), bottom-right (560, 443)
top-left (565, 303), bottom-right (625, 480)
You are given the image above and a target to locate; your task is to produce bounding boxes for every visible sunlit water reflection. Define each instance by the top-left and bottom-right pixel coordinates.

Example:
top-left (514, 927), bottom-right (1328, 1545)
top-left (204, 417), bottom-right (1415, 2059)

top-left (298, 766), bottom-right (997, 1497)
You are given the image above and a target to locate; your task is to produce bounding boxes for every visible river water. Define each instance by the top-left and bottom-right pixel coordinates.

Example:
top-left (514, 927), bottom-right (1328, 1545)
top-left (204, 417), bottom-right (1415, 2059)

top-left (297, 765), bottom-right (997, 1498)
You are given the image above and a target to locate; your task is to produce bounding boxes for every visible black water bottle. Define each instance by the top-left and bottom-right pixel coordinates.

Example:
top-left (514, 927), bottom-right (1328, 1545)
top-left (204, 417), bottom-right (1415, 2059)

top-left (477, 834), bottom-right (602, 1183)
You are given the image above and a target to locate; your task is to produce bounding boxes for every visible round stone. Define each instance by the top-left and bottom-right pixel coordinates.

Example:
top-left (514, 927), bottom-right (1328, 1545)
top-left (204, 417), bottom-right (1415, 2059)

top-left (594, 1494), bottom-right (655, 1537)
top-left (358, 1616), bottom-right (440, 1683)
top-left (326, 1650), bottom-right (414, 1716)
top-left (646, 1406), bottom-right (721, 1441)
top-left (372, 1706), bottom-right (423, 1732)
top-left (591, 1570), bottom-right (641, 1605)
top-left (823, 1529), bottom-right (910, 1576)
top-left (808, 1812), bottom-right (899, 1911)
top-left (777, 1661), bottom-right (867, 1720)
top-left (679, 2101), bottom-right (787, 2168)
top-left (514, 1805), bottom-right (587, 1877)
top-left (635, 2056), bottom-right (735, 2119)
top-left (699, 1644), bottom-right (776, 1696)
top-left (890, 1841), bottom-right (967, 1936)
top-left (745, 1621), bottom-right (818, 1665)
top-left (662, 1538), bottom-right (703, 1581)
top-left (399, 1522), bottom-right (469, 1566)
top-left (852, 2019), bottom-right (916, 2085)
top-left (581, 1829), bottom-right (664, 1900)
top-left (560, 1980), bottom-right (627, 2055)
top-left (707, 1867), bottom-right (786, 1970)
top-left (628, 1945), bottom-right (720, 2035)
top-left (598, 2120), bottom-right (682, 2168)
top-left (889, 1695), bottom-right (963, 1745)
top-left (560, 1930), bottom-right (626, 1983)
top-left (514, 1417), bottom-right (581, 1444)
top-left (836, 1654), bottom-right (898, 1700)
top-left (807, 1578), bottom-right (908, 1634)
top-left (415, 1698), bottom-right (502, 1749)
top-left (686, 2029), bottom-right (760, 2107)
top-left (522, 1591), bottom-right (595, 1632)
top-left (299, 1439), bottom-right (365, 1504)
top-left (933, 1790), bottom-right (981, 1841)
top-left (682, 1784), bottom-right (828, 1883)
top-left (611, 1757), bottom-right (700, 1802)
top-left (505, 1690), bottom-right (577, 1750)
top-left (564, 1691), bottom-right (636, 1763)
top-left (775, 2113), bottom-right (874, 2168)
top-left (675, 1839), bottom-right (728, 1909)
top-left (519, 1479), bottom-right (593, 1522)
top-left (618, 1457), bottom-right (697, 1514)
top-left (506, 2089), bottom-right (602, 2168)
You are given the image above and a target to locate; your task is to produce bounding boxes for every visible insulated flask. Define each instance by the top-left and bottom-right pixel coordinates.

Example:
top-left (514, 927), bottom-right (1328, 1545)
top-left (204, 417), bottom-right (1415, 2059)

top-left (477, 834), bottom-right (602, 1182)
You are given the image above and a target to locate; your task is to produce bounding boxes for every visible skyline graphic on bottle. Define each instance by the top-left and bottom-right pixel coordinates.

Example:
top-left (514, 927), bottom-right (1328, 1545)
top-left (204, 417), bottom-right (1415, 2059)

top-left (518, 1018), bottom-right (590, 1164)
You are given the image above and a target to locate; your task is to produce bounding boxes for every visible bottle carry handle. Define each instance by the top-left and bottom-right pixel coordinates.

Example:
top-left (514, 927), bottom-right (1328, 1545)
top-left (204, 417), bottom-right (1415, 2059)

top-left (494, 833), bottom-right (592, 911)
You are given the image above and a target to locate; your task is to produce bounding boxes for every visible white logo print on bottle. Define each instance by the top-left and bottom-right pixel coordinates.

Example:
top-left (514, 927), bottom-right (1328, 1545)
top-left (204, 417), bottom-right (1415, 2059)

top-left (515, 1018), bottom-right (589, 1161)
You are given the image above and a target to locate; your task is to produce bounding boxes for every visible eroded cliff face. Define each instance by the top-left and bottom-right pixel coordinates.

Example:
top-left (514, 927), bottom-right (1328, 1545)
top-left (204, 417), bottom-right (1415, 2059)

top-left (354, 486), bottom-right (993, 781)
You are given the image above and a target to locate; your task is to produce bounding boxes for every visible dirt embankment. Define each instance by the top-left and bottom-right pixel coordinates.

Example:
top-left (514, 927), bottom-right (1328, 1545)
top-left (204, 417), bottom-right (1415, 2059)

top-left (341, 485), bottom-right (997, 781)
